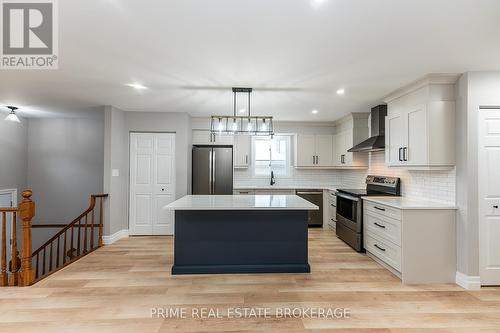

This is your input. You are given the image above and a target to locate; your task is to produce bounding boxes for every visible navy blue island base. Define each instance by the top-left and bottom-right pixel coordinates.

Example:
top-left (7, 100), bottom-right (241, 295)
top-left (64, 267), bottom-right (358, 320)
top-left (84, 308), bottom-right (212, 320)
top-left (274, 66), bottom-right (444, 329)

top-left (171, 210), bottom-right (310, 275)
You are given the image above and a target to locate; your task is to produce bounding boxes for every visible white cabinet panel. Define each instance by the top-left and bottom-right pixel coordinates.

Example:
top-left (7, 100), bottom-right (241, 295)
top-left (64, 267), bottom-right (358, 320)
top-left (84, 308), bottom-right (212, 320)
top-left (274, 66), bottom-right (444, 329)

top-left (406, 105), bottom-right (428, 166)
top-left (386, 111), bottom-right (404, 166)
top-left (315, 135), bottom-right (334, 167)
top-left (296, 135), bottom-right (316, 167)
top-left (234, 135), bottom-right (251, 168)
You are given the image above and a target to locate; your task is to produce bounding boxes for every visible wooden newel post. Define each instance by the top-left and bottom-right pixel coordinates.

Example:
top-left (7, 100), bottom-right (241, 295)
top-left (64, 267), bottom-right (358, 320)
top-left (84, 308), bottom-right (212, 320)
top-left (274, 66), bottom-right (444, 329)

top-left (19, 190), bottom-right (35, 287)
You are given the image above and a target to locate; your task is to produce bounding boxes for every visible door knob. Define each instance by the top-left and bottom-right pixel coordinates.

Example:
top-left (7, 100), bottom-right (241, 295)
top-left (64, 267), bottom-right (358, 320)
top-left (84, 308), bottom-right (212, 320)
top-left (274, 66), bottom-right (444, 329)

top-left (161, 189), bottom-right (165, 191)
top-left (494, 205), bottom-right (499, 209)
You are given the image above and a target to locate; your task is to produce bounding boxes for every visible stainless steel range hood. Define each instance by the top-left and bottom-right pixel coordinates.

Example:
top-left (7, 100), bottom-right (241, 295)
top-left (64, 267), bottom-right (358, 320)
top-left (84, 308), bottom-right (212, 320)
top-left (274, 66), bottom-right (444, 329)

top-left (348, 105), bottom-right (387, 152)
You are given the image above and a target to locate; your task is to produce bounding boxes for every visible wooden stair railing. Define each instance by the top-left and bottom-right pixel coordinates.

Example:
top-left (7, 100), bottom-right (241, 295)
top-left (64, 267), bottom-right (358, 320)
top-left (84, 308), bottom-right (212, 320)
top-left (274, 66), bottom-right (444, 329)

top-left (0, 191), bottom-right (108, 287)
top-left (31, 194), bottom-right (108, 283)
top-left (0, 190), bottom-right (35, 287)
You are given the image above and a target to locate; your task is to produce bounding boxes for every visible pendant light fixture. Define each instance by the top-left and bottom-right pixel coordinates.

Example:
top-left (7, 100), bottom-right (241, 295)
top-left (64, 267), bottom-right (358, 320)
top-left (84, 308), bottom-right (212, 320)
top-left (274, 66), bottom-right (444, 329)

top-left (4, 106), bottom-right (21, 123)
top-left (210, 87), bottom-right (274, 137)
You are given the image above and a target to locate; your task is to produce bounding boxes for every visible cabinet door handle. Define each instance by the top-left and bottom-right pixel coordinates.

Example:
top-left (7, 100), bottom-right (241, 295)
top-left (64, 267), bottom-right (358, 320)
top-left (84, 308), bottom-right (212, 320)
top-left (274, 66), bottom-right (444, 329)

top-left (374, 206), bottom-right (386, 211)
top-left (403, 147), bottom-right (408, 161)
top-left (494, 205), bottom-right (499, 209)
top-left (399, 147), bottom-right (403, 162)
top-left (374, 222), bottom-right (386, 229)
top-left (312, 156), bottom-right (315, 164)
top-left (374, 244), bottom-right (386, 252)
top-left (316, 156), bottom-right (319, 164)
top-left (245, 155), bottom-right (248, 164)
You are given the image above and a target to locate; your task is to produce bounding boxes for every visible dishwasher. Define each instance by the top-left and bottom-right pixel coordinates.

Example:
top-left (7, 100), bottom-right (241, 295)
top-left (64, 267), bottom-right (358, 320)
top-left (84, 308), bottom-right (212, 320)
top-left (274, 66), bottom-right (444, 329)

top-left (295, 190), bottom-right (323, 227)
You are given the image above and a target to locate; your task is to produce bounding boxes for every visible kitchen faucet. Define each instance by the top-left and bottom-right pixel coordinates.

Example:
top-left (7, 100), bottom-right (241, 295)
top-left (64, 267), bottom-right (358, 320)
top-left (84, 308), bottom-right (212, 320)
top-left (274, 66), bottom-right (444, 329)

top-left (270, 171), bottom-right (276, 186)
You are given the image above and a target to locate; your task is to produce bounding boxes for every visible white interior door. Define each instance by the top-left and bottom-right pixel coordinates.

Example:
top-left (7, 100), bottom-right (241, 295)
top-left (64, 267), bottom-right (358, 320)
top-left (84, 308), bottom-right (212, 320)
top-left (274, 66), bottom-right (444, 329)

top-left (479, 109), bottom-right (500, 285)
top-left (130, 133), bottom-right (176, 235)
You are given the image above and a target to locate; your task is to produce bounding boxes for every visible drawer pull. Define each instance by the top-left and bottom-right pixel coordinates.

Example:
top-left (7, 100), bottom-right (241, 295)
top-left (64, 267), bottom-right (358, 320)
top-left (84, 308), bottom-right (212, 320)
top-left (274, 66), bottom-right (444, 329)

top-left (374, 244), bottom-right (386, 252)
top-left (374, 206), bottom-right (386, 212)
top-left (374, 222), bottom-right (386, 229)
top-left (331, 204), bottom-right (336, 207)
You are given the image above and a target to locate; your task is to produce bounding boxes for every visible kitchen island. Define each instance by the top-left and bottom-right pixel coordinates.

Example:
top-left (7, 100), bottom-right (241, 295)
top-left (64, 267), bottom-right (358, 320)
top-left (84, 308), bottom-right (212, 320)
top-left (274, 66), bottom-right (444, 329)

top-left (164, 195), bottom-right (318, 275)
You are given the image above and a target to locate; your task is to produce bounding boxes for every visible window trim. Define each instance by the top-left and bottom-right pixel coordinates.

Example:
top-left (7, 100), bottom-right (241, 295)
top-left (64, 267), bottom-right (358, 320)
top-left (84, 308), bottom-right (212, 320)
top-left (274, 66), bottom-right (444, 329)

top-left (251, 134), bottom-right (292, 178)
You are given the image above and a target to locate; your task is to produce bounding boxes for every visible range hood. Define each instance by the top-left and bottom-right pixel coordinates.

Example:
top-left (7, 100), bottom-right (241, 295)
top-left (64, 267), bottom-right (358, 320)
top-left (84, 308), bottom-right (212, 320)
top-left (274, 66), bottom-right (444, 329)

top-left (348, 105), bottom-right (387, 152)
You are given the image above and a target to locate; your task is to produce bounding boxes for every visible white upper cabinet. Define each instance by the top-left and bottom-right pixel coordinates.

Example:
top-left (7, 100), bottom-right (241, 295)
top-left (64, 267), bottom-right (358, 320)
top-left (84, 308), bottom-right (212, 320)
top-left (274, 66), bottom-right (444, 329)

top-left (384, 74), bottom-right (457, 168)
top-left (295, 134), bottom-right (334, 168)
top-left (315, 135), bottom-right (335, 167)
top-left (333, 114), bottom-right (370, 168)
top-left (192, 130), bottom-right (234, 145)
top-left (234, 135), bottom-right (251, 168)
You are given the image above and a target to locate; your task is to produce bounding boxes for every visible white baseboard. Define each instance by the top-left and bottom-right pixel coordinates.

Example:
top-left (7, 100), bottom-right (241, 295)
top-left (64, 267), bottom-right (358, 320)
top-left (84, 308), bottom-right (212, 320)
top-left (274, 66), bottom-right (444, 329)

top-left (102, 229), bottom-right (129, 245)
top-left (456, 271), bottom-right (481, 290)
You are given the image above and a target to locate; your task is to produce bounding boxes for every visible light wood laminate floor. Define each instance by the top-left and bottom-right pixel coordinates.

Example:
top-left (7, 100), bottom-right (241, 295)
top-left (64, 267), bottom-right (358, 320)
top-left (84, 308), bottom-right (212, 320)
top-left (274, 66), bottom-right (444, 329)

top-left (1, 229), bottom-right (499, 332)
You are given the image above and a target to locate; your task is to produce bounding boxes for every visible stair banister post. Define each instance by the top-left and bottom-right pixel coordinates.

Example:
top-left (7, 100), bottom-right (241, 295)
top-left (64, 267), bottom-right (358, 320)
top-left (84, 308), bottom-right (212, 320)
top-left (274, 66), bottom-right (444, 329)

top-left (19, 190), bottom-right (35, 287)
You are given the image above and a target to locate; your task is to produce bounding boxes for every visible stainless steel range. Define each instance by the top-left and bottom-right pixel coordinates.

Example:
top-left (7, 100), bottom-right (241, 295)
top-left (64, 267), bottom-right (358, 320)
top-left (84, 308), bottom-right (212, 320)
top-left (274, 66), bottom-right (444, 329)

top-left (336, 175), bottom-right (401, 252)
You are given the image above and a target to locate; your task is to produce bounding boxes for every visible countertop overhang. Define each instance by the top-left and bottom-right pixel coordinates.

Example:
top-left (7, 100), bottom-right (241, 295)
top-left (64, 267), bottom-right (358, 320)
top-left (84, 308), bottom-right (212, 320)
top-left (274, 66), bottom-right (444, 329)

top-left (164, 195), bottom-right (319, 211)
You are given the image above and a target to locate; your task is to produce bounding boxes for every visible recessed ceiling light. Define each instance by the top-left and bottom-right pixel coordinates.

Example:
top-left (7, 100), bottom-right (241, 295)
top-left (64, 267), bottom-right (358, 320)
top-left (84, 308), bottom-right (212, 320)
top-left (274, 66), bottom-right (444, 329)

top-left (312, 109), bottom-right (319, 114)
top-left (125, 83), bottom-right (149, 90)
top-left (336, 88), bottom-right (345, 95)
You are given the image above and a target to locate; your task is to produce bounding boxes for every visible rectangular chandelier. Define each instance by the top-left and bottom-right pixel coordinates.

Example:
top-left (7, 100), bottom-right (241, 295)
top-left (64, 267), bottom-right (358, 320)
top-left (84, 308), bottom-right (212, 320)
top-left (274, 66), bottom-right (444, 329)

top-left (210, 88), bottom-right (274, 137)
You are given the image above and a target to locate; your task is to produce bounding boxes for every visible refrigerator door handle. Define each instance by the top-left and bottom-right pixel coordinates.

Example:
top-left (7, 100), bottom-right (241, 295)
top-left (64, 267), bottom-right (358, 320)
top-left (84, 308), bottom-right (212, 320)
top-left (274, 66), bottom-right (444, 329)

top-left (212, 149), bottom-right (216, 194)
top-left (208, 149), bottom-right (213, 194)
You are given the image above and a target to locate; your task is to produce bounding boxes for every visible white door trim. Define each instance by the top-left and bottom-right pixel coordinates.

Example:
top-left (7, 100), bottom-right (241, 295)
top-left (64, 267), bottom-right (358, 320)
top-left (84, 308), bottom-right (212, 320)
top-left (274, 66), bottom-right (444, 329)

top-left (478, 107), bottom-right (500, 286)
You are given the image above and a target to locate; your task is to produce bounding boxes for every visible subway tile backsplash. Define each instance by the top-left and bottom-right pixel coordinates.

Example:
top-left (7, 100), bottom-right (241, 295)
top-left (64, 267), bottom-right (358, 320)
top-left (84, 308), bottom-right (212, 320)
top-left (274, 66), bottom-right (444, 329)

top-left (234, 151), bottom-right (456, 204)
top-left (340, 151), bottom-right (456, 204)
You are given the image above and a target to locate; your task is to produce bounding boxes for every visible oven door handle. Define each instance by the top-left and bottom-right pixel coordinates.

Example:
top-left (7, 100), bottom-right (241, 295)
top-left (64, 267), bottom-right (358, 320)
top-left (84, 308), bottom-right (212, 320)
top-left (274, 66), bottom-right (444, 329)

top-left (296, 191), bottom-right (323, 195)
top-left (336, 192), bottom-right (360, 202)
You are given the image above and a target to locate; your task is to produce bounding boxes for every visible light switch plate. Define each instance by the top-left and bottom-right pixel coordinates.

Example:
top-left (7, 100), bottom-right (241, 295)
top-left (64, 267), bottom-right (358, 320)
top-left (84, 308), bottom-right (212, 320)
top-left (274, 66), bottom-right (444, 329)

top-left (112, 169), bottom-right (120, 177)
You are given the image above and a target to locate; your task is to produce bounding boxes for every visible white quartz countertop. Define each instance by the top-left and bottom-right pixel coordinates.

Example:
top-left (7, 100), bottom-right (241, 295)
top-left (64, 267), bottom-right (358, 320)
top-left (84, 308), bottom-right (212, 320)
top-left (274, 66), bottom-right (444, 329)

top-left (362, 196), bottom-right (457, 210)
top-left (164, 195), bottom-right (319, 211)
top-left (234, 185), bottom-right (339, 191)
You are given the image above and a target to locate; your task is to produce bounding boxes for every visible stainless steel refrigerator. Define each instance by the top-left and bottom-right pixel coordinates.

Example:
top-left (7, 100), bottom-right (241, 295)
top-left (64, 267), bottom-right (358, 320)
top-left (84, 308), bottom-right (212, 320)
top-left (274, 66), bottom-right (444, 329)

top-left (192, 145), bottom-right (233, 195)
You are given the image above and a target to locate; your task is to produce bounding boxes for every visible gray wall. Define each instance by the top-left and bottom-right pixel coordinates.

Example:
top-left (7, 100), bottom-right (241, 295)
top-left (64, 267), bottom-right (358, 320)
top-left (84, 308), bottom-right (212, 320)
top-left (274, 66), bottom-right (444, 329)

top-left (27, 117), bottom-right (105, 225)
top-left (103, 106), bottom-right (128, 235)
top-left (103, 109), bottom-right (192, 236)
top-left (0, 111), bottom-right (28, 198)
top-left (455, 71), bottom-right (500, 277)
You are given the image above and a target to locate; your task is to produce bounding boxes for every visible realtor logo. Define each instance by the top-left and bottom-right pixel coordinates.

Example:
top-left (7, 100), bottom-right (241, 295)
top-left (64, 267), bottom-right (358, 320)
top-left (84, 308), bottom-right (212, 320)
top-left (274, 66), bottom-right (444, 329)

top-left (1, 0), bottom-right (58, 69)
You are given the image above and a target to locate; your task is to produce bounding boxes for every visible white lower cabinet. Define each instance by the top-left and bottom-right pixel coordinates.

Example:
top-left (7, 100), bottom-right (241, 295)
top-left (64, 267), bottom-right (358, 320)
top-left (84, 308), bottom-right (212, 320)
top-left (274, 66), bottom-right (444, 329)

top-left (326, 190), bottom-right (337, 230)
top-left (233, 190), bottom-right (255, 195)
top-left (363, 200), bottom-right (456, 284)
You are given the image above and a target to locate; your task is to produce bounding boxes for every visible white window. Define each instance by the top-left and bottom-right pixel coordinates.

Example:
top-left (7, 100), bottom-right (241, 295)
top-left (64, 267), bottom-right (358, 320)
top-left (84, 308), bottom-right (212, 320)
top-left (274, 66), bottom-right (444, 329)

top-left (253, 135), bottom-right (290, 176)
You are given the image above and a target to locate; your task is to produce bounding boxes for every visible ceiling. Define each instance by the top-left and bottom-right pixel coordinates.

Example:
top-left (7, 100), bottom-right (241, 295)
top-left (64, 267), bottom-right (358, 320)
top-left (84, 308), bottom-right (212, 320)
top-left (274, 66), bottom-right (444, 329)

top-left (1, 0), bottom-right (500, 121)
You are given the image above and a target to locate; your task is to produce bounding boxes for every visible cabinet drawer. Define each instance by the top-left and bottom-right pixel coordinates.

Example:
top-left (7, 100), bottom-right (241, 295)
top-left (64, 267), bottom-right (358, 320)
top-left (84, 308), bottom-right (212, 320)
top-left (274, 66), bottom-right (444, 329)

top-left (233, 190), bottom-right (255, 195)
top-left (364, 201), bottom-right (401, 221)
top-left (365, 234), bottom-right (401, 272)
top-left (329, 205), bottom-right (336, 219)
top-left (328, 219), bottom-right (336, 230)
top-left (365, 213), bottom-right (401, 246)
